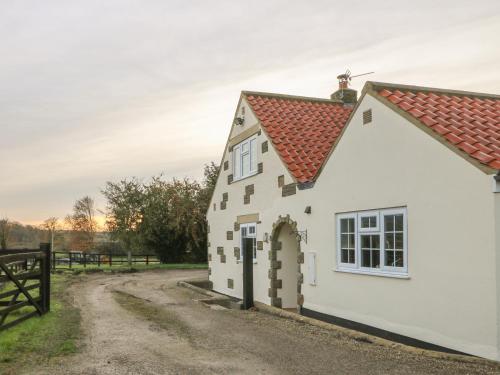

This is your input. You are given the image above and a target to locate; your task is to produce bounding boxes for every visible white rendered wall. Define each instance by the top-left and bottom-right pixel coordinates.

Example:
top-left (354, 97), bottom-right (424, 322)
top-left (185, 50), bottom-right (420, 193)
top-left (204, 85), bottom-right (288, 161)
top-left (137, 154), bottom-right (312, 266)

top-left (207, 96), bottom-right (301, 304)
top-left (207, 92), bottom-right (498, 360)
top-left (300, 93), bottom-right (498, 360)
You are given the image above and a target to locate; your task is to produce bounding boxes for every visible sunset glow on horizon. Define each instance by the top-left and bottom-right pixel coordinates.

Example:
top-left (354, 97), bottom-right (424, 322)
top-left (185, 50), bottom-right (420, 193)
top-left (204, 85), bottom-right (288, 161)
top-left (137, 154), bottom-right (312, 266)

top-left (1, 1), bottom-right (499, 224)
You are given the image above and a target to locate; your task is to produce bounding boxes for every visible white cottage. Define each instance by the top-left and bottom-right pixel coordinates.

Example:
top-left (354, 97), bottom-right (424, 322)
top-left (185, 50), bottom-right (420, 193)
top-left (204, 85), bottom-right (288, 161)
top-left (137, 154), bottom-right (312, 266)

top-left (207, 79), bottom-right (500, 360)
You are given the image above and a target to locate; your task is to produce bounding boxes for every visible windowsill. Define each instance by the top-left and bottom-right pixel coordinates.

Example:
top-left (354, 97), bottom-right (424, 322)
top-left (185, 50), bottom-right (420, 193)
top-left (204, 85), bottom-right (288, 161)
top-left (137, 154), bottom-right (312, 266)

top-left (334, 267), bottom-right (410, 279)
top-left (237, 260), bottom-right (258, 264)
top-left (232, 172), bottom-right (258, 184)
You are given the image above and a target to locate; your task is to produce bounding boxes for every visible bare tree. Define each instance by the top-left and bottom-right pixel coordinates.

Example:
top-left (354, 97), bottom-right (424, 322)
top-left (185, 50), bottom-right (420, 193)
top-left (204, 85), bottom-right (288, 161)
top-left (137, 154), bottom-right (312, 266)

top-left (66, 196), bottom-right (98, 252)
top-left (40, 217), bottom-right (60, 251)
top-left (0, 218), bottom-right (10, 250)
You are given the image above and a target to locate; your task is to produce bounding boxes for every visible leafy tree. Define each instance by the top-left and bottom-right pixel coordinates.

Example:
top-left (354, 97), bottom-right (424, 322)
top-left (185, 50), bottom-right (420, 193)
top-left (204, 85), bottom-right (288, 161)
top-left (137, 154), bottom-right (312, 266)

top-left (100, 162), bottom-right (219, 263)
top-left (101, 178), bottom-right (144, 252)
top-left (138, 177), bottom-right (177, 262)
top-left (187, 162), bottom-right (219, 261)
top-left (137, 173), bottom-right (215, 263)
top-left (203, 162), bottom-right (219, 193)
top-left (66, 196), bottom-right (98, 251)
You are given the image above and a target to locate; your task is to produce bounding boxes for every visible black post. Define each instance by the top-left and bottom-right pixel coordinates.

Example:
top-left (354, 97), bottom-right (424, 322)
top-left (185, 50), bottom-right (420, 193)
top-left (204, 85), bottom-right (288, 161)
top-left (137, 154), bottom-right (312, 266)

top-left (97, 254), bottom-right (101, 267)
top-left (40, 243), bottom-right (51, 313)
top-left (83, 252), bottom-right (87, 268)
top-left (52, 251), bottom-right (56, 270)
top-left (242, 238), bottom-right (254, 309)
top-left (69, 252), bottom-right (72, 269)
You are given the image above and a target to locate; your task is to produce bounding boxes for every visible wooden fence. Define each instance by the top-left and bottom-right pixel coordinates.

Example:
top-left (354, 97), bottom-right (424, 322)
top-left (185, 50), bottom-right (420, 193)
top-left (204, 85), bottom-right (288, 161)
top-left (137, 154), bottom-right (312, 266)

top-left (0, 244), bottom-right (51, 332)
top-left (51, 251), bottom-right (160, 270)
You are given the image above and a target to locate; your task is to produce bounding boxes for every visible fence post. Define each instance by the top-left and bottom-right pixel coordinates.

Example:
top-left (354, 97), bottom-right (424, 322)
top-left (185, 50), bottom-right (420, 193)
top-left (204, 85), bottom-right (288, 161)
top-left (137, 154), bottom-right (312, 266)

top-left (127, 251), bottom-right (132, 267)
top-left (52, 251), bottom-right (56, 271)
top-left (40, 243), bottom-right (51, 313)
top-left (83, 252), bottom-right (87, 268)
top-left (109, 253), bottom-right (112, 267)
top-left (146, 255), bottom-right (149, 265)
top-left (69, 252), bottom-right (72, 269)
top-left (97, 254), bottom-right (101, 267)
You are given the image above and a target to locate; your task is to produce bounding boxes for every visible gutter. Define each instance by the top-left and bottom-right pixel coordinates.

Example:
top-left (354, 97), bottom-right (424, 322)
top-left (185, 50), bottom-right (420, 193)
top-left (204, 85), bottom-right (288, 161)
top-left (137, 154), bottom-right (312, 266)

top-left (493, 171), bottom-right (500, 193)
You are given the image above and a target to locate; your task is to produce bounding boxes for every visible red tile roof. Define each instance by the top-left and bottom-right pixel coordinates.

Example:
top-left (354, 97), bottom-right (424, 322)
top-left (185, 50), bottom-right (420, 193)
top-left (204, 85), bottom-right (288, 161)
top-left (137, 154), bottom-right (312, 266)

top-left (375, 84), bottom-right (500, 171)
top-left (245, 92), bottom-right (353, 183)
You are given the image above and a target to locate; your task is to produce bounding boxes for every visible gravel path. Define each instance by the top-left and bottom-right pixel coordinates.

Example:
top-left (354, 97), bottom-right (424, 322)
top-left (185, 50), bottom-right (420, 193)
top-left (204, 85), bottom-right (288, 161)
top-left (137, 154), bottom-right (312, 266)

top-left (28, 269), bottom-right (500, 375)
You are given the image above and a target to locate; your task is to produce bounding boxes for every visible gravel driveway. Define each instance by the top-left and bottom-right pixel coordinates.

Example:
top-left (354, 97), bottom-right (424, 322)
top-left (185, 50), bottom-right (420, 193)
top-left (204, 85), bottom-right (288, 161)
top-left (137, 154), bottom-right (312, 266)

top-left (28, 269), bottom-right (499, 375)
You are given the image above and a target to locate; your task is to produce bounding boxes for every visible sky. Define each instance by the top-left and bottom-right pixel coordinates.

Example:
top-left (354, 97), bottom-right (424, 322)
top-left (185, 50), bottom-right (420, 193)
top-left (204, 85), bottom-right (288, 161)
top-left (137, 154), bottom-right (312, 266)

top-left (1, 0), bottom-right (499, 224)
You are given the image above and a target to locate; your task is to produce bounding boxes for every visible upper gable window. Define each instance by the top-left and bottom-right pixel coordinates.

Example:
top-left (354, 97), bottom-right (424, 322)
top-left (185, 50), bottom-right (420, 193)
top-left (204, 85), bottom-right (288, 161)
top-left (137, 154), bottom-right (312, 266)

top-left (233, 135), bottom-right (258, 180)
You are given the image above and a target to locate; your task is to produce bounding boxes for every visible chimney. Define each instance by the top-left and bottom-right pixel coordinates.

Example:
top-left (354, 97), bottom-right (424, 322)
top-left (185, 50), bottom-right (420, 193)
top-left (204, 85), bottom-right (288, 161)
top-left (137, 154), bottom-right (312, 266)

top-left (331, 73), bottom-right (357, 105)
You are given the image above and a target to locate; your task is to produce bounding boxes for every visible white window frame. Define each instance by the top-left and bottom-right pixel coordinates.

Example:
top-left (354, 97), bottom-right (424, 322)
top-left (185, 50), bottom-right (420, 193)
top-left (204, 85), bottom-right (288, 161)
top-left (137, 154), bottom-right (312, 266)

top-left (381, 208), bottom-right (407, 274)
top-left (336, 207), bottom-right (408, 277)
top-left (233, 135), bottom-right (258, 181)
top-left (239, 222), bottom-right (257, 263)
top-left (336, 213), bottom-right (358, 269)
top-left (358, 210), bottom-right (379, 232)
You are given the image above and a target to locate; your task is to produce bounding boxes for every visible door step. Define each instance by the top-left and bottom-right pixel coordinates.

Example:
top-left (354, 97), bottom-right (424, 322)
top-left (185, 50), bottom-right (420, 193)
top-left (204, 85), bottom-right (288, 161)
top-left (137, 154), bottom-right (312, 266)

top-left (177, 280), bottom-right (242, 310)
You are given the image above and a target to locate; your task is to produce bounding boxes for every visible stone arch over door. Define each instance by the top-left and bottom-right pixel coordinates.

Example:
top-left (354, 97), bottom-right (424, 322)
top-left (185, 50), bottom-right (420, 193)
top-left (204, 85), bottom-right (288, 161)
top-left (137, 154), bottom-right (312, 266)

top-left (269, 215), bottom-right (304, 312)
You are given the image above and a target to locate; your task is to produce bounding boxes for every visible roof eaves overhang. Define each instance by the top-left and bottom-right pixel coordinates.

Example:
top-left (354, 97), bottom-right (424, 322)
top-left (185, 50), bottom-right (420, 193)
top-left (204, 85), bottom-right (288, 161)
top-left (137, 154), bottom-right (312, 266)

top-left (242, 92), bottom-right (300, 185)
top-left (243, 90), bottom-right (350, 185)
top-left (242, 90), bottom-right (344, 105)
top-left (312, 84), bottom-right (371, 183)
top-left (367, 81), bottom-right (500, 100)
top-left (366, 82), bottom-right (497, 175)
top-left (206, 93), bottom-right (246, 216)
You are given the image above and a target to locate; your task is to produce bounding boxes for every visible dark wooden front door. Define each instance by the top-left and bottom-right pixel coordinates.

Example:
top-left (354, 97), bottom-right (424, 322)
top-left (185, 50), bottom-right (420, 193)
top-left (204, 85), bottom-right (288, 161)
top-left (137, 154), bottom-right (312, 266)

top-left (242, 237), bottom-right (254, 309)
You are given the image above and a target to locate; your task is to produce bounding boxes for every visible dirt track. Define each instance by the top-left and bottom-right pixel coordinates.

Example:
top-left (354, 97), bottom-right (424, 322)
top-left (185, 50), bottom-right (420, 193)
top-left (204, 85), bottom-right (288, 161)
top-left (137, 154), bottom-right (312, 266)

top-left (28, 270), bottom-right (500, 375)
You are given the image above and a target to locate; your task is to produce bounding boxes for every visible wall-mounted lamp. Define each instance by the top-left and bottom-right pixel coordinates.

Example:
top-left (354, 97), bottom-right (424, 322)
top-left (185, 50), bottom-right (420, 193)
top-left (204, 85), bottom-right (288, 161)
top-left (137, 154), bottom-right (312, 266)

top-left (291, 229), bottom-right (308, 244)
top-left (304, 206), bottom-right (312, 214)
top-left (234, 116), bottom-right (245, 126)
top-left (234, 106), bottom-right (245, 126)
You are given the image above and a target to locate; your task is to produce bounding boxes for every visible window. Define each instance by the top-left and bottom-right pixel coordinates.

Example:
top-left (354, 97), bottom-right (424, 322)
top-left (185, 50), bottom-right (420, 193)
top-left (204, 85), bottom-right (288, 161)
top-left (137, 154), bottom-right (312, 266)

top-left (338, 214), bottom-right (356, 267)
top-left (359, 211), bottom-right (379, 232)
top-left (360, 234), bottom-right (380, 268)
top-left (240, 223), bottom-right (257, 261)
top-left (384, 213), bottom-right (404, 268)
top-left (233, 135), bottom-right (258, 180)
top-left (336, 208), bottom-right (407, 276)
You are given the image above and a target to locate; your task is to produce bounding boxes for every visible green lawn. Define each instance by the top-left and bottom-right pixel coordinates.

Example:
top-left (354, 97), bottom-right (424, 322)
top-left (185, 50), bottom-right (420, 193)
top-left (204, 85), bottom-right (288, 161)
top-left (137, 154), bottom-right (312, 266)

top-left (0, 274), bottom-right (81, 374)
top-left (55, 262), bottom-right (208, 274)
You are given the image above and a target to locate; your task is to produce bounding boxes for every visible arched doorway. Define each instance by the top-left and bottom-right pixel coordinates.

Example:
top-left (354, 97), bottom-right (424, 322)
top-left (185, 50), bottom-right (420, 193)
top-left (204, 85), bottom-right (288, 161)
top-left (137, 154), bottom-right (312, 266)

top-left (269, 215), bottom-right (304, 312)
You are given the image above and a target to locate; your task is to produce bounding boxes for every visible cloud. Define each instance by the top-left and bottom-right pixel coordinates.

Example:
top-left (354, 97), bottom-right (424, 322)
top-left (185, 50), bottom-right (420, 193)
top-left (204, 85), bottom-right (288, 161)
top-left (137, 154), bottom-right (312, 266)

top-left (1, 1), bottom-right (499, 223)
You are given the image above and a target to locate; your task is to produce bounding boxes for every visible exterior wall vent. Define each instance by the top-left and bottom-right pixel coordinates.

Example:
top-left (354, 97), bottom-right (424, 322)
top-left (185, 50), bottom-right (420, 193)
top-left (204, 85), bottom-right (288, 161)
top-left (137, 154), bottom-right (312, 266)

top-left (363, 109), bottom-right (372, 125)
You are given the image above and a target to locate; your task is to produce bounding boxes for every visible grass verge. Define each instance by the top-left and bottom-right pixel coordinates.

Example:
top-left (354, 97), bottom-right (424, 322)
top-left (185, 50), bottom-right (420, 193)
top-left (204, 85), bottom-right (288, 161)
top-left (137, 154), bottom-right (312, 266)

top-left (55, 263), bottom-right (207, 275)
top-left (0, 274), bottom-right (81, 375)
top-left (113, 290), bottom-right (194, 342)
